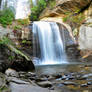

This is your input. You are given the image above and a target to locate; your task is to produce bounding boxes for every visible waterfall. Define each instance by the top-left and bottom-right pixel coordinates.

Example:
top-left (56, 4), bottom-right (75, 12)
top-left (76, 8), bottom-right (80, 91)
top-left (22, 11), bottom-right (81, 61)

top-left (32, 21), bottom-right (68, 65)
top-left (32, 0), bottom-right (37, 6)
top-left (0, 0), bottom-right (31, 19)
top-left (15, 0), bottom-right (30, 19)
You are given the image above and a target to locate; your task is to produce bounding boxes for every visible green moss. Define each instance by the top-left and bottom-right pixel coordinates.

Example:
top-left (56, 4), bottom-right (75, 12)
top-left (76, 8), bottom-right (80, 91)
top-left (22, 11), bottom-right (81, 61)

top-left (49, 0), bottom-right (56, 9)
top-left (63, 12), bottom-right (85, 27)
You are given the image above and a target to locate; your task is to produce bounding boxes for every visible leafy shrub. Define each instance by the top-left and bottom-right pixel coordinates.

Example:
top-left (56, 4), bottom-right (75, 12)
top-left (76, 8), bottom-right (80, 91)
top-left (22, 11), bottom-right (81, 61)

top-left (13, 25), bottom-right (22, 30)
top-left (63, 12), bottom-right (85, 27)
top-left (0, 8), bottom-right (14, 27)
top-left (0, 37), bottom-right (11, 45)
top-left (30, 0), bottom-right (46, 21)
top-left (17, 19), bottom-right (29, 25)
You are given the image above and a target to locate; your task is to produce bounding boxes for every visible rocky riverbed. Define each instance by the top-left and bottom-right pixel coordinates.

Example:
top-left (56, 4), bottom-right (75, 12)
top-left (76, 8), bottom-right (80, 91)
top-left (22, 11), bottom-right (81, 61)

top-left (0, 63), bottom-right (92, 92)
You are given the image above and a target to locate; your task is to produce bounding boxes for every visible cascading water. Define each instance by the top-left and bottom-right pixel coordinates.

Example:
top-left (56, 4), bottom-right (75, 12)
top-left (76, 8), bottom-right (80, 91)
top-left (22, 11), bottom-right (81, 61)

top-left (32, 21), bottom-right (68, 65)
top-left (32, 0), bottom-right (37, 6)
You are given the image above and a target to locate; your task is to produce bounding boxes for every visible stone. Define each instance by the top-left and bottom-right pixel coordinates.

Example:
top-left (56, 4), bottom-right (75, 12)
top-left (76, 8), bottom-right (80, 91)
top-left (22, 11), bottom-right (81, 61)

top-left (5, 68), bottom-right (19, 77)
top-left (80, 84), bottom-right (88, 87)
top-left (10, 82), bottom-right (50, 92)
top-left (82, 74), bottom-right (92, 79)
top-left (40, 0), bottom-right (91, 18)
top-left (63, 81), bottom-right (77, 85)
top-left (8, 77), bottom-right (56, 92)
top-left (37, 81), bottom-right (52, 88)
top-left (78, 24), bottom-right (92, 50)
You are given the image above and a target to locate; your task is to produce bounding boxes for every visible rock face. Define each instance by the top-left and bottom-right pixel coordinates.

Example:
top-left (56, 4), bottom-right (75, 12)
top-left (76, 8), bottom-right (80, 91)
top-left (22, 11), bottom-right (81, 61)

top-left (40, 0), bottom-right (91, 18)
top-left (78, 23), bottom-right (92, 50)
top-left (78, 2), bottom-right (92, 50)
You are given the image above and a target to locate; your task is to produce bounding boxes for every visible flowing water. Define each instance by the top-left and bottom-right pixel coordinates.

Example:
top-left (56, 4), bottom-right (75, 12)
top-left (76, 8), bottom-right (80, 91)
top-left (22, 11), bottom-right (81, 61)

top-left (32, 0), bottom-right (37, 6)
top-left (32, 21), bottom-right (68, 65)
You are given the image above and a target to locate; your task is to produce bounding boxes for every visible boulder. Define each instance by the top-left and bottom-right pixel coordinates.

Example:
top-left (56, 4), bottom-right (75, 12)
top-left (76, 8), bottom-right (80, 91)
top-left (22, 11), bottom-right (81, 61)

top-left (37, 81), bottom-right (52, 88)
top-left (78, 20), bottom-right (92, 50)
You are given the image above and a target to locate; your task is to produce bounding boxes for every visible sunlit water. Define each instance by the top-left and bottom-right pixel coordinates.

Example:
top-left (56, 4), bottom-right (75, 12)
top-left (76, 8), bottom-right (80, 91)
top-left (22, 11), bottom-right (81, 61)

top-left (32, 21), bottom-right (68, 65)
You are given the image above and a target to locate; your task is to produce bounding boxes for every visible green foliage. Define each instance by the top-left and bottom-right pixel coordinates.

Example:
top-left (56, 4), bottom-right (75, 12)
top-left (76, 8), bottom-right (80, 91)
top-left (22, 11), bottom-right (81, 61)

top-left (30, 0), bottom-right (47, 21)
top-left (63, 12), bottom-right (85, 26)
top-left (49, 0), bottom-right (56, 9)
top-left (22, 40), bottom-right (27, 44)
top-left (63, 16), bottom-right (69, 22)
top-left (0, 37), bottom-right (11, 45)
top-left (0, 8), bottom-right (14, 27)
top-left (8, 56), bottom-right (15, 61)
top-left (17, 19), bottom-right (29, 25)
top-left (13, 25), bottom-right (22, 30)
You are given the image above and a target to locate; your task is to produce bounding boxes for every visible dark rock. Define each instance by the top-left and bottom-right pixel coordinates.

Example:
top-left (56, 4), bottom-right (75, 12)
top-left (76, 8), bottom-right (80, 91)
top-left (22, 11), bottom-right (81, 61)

top-left (10, 57), bottom-right (35, 71)
top-left (37, 81), bottom-right (52, 88)
top-left (53, 74), bottom-right (62, 79)
top-left (35, 77), bottom-right (48, 82)
top-left (87, 82), bottom-right (92, 85)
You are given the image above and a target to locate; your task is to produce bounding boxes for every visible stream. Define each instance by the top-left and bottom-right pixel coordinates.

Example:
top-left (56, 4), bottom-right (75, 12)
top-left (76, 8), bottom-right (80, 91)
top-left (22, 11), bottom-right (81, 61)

top-left (5, 63), bottom-right (91, 92)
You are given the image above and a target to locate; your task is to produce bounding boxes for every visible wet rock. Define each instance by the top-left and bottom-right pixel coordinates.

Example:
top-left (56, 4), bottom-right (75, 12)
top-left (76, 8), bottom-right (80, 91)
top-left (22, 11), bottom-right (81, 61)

top-left (35, 77), bottom-right (48, 82)
top-left (82, 74), bottom-right (92, 79)
top-left (53, 74), bottom-right (62, 79)
top-left (5, 68), bottom-right (19, 77)
top-left (37, 81), bottom-right (52, 88)
top-left (61, 75), bottom-right (67, 80)
top-left (57, 83), bottom-right (64, 87)
top-left (27, 72), bottom-right (36, 77)
top-left (80, 84), bottom-right (88, 87)
top-left (63, 81), bottom-right (77, 86)
top-left (87, 82), bottom-right (92, 85)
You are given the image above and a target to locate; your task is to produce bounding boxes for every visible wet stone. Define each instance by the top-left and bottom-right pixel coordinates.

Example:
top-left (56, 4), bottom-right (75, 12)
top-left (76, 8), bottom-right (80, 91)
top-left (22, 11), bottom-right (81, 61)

top-left (37, 81), bottom-right (52, 88)
top-left (82, 74), bottom-right (92, 79)
top-left (87, 82), bottom-right (92, 85)
top-left (63, 81), bottom-right (77, 86)
top-left (80, 84), bottom-right (88, 87)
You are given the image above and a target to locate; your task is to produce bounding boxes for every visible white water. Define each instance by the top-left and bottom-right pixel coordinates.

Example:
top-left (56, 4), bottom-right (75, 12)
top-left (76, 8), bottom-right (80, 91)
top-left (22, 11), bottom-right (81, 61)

top-left (15, 0), bottom-right (30, 19)
top-left (33, 21), bottom-right (68, 65)
top-left (0, 0), bottom-right (31, 19)
top-left (32, 0), bottom-right (37, 6)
